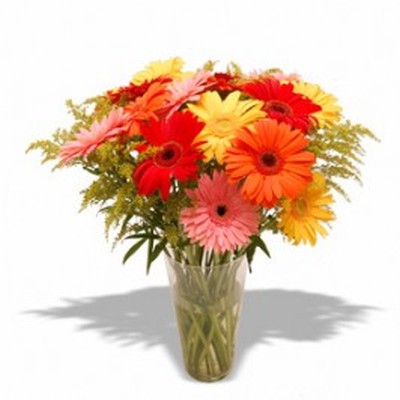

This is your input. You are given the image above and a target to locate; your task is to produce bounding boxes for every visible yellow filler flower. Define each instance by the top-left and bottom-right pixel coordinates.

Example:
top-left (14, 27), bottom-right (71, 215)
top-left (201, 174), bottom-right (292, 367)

top-left (187, 91), bottom-right (265, 164)
top-left (278, 173), bottom-right (335, 245)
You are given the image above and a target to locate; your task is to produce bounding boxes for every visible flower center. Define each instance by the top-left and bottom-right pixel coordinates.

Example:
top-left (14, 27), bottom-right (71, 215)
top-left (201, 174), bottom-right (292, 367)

top-left (294, 197), bottom-right (308, 217)
top-left (210, 114), bottom-right (239, 137)
top-left (257, 151), bottom-right (282, 175)
top-left (216, 204), bottom-right (227, 217)
top-left (154, 142), bottom-right (182, 167)
top-left (162, 149), bottom-right (175, 161)
top-left (265, 100), bottom-right (292, 116)
top-left (261, 152), bottom-right (278, 167)
top-left (212, 203), bottom-right (231, 224)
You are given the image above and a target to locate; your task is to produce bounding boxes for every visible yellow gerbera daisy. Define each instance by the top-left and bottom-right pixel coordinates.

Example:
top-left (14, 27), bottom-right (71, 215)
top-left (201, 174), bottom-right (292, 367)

top-left (187, 91), bottom-right (265, 163)
top-left (293, 81), bottom-right (342, 128)
top-left (278, 173), bottom-right (335, 245)
top-left (131, 57), bottom-right (187, 85)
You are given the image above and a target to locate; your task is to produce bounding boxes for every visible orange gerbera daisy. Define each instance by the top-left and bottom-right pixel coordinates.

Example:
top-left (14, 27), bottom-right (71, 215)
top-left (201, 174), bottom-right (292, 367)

top-left (124, 81), bottom-right (168, 135)
top-left (107, 77), bottom-right (171, 105)
top-left (224, 119), bottom-right (316, 207)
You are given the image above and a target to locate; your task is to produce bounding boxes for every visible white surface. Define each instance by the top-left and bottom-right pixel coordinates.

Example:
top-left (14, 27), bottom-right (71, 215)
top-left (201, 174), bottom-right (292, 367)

top-left (1, 0), bottom-right (400, 399)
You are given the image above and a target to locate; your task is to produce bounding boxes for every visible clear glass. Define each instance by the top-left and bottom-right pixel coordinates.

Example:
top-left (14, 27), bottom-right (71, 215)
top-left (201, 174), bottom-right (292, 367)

top-left (165, 251), bottom-right (247, 382)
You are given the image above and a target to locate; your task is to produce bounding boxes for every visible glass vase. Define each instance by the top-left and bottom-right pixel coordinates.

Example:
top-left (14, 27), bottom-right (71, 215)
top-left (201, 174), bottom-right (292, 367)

top-left (165, 251), bottom-right (247, 382)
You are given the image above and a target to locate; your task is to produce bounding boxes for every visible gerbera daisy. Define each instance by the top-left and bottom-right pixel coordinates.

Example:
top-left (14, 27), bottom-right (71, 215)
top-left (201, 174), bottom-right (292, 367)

top-left (59, 108), bottom-right (130, 164)
top-left (131, 57), bottom-right (186, 85)
top-left (107, 77), bottom-right (171, 104)
top-left (208, 72), bottom-right (238, 91)
top-left (124, 81), bottom-right (169, 136)
top-left (241, 78), bottom-right (321, 133)
top-left (180, 171), bottom-right (260, 253)
top-left (224, 119), bottom-right (316, 207)
top-left (187, 91), bottom-right (265, 164)
top-left (164, 70), bottom-right (212, 117)
top-left (132, 111), bottom-right (204, 201)
top-left (278, 173), bottom-right (335, 245)
top-left (293, 81), bottom-right (342, 127)
top-left (270, 71), bottom-right (301, 82)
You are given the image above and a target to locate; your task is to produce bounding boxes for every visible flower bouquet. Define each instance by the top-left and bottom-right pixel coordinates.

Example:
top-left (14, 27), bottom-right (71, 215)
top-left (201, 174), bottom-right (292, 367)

top-left (28, 57), bottom-right (375, 381)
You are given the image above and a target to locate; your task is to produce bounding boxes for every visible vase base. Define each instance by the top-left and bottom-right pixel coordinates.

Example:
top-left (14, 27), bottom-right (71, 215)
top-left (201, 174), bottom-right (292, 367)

top-left (187, 369), bottom-right (230, 383)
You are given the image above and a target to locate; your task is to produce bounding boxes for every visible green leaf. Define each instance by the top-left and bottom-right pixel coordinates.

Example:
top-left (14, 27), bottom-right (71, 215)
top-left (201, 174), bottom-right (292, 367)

top-left (124, 233), bottom-right (161, 240)
top-left (145, 237), bottom-right (168, 275)
top-left (122, 238), bottom-right (147, 265)
top-left (150, 238), bottom-right (167, 264)
top-left (251, 236), bottom-right (271, 258)
top-left (146, 236), bottom-right (155, 275)
top-left (246, 244), bottom-right (256, 271)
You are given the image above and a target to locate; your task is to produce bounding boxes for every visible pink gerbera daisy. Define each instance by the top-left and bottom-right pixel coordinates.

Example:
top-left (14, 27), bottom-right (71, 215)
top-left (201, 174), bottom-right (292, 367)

top-left (164, 70), bottom-right (212, 117)
top-left (180, 171), bottom-right (260, 253)
top-left (270, 71), bottom-right (301, 82)
top-left (59, 108), bottom-right (131, 164)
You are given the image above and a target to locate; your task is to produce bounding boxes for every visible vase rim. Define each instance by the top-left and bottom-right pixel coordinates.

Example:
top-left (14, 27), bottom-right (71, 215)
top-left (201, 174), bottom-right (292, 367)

top-left (163, 247), bottom-right (247, 269)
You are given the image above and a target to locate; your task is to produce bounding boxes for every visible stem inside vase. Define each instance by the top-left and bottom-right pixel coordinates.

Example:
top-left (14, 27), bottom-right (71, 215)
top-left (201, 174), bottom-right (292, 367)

top-left (165, 247), bottom-right (247, 382)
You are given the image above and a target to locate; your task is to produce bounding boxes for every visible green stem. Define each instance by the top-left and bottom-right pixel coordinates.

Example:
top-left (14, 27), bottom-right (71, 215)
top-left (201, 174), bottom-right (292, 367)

top-left (225, 302), bottom-right (234, 360)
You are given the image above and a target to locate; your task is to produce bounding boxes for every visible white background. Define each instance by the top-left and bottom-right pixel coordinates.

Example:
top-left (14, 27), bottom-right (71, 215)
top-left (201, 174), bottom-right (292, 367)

top-left (1, 0), bottom-right (399, 399)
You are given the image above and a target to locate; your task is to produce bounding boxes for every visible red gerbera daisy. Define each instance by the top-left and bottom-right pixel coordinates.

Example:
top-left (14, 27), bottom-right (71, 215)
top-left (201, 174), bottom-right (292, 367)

top-left (208, 72), bottom-right (238, 91)
top-left (106, 77), bottom-right (171, 104)
top-left (132, 111), bottom-right (204, 201)
top-left (241, 78), bottom-right (321, 133)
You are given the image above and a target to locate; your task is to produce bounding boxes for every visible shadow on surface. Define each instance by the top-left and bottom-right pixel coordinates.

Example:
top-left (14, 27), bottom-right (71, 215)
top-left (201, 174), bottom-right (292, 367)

top-left (27, 288), bottom-right (376, 380)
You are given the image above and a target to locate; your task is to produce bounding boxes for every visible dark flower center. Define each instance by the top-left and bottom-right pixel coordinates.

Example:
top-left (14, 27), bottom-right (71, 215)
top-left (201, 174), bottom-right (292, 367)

top-left (154, 142), bottom-right (182, 167)
top-left (258, 151), bottom-right (282, 175)
top-left (162, 148), bottom-right (175, 161)
top-left (266, 100), bottom-right (292, 116)
top-left (261, 152), bottom-right (278, 167)
top-left (216, 204), bottom-right (227, 217)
